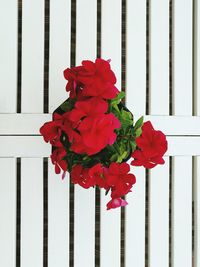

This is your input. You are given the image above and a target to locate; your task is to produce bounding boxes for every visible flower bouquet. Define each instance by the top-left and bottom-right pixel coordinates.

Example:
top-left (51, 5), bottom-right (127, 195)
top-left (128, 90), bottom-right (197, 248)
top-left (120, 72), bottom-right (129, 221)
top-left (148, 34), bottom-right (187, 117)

top-left (40, 58), bottom-right (167, 210)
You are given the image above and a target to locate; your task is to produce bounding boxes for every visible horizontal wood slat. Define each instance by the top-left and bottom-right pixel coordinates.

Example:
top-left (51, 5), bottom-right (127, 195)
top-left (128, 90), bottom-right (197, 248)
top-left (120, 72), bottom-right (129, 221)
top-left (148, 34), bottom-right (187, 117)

top-left (0, 114), bottom-right (200, 136)
top-left (0, 136), bottom-right (200, 157)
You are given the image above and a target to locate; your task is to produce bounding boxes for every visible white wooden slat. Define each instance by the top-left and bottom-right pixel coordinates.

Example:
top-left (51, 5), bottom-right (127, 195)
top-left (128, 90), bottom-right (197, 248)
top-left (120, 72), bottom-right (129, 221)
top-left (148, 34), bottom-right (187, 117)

top-left (0, 1), bottom-right (17, 113)
top-left (21, 158), bottom-right (43, 267)
top-left (74, 187), bottom-right (95, 267)
top-left (172, 156), bottom-right (192, 267)
top-left (73, 1), bottom-right (97, 266)
top-left (21, 0), bottom-right (44, 113)
top-left (126, 0), bottom-right (146, 114)
top-left (194, 157), bottom-right (200, 267)
top-left (100, 4), bottom-right (122, 260)
top-left (0, 158), bottom-right (16, 266)
top-left (196, 0), bottom-right (200, 116)
top-left (100, 191), bottom-right (121, 267)
top-left (49, 0), bottom-right (71, 113)
top-left (125, 166), bottom-right (145, 267)
top-left (0, 136), bottom-right (200, 157)
top-left (0, 136), bottom-right (50, 157)
top-left (48, 160), bottom-right (69, 267)
top-left (1, 114), bottom-right (200, 136)
top-left (149, 157), bottom-right (169, 267)
top-left (101, 0), bottom-right (121, 90)
top-left (150, 0), bottom-right (169, 115)
top-left (76, 0), bottom-right (97, 65)
top-left (173, 0), bottom-right (193, 115)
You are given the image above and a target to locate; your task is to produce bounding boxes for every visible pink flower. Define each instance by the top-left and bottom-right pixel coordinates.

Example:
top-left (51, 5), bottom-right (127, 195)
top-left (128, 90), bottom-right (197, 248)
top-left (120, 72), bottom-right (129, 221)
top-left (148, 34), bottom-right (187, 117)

top-left (106, 198), bottom-right (128, 210)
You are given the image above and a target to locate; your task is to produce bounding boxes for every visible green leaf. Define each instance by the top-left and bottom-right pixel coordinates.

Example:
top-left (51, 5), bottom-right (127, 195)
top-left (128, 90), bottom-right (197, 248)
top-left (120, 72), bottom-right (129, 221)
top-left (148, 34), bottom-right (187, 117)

top-left (129, 140), bottom-right (136, 151)
top-left (134, 116), bottom-right (144, 130)
top-left (116, 151), bottom-right (129, 163)
top-left (135, 128), bottom-right (142, 137)
top-left (110, 91), bottom-right (125, 106)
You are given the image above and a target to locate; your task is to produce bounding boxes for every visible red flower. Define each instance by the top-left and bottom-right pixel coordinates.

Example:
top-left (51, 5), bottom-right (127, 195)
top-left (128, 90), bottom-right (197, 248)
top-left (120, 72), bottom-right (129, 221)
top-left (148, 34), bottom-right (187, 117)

top-left (106, 198), bottom-right (128, 210)
top-left (88, 163), bottom-right (109, 190)
top-left (68, 97), bottom-right (108, 122)
top-left (106, 162), bottom-right (136, 199)
top-left (131, 121), bottom-right (168, 168)
top-left (64, 58), bottom-right (119, 99)
top-left (71, 164), bottom-right (96, 189)
top-left (51, 147), bottom-right (67, 178)
top-left (79, 59), bottom-right (119, 99)
top-left (40, 119), bottom-right (62, 147)
top-left (63, 66), bottom-right (84, 98)
top-left (73, 113), bottom-right (121, 155)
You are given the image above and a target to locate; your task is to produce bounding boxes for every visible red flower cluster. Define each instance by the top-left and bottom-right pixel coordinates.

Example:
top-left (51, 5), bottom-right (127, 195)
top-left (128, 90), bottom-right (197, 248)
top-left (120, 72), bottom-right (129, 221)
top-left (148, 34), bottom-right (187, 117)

top-left (63, 58), bottom-right (119, 99)
top-left (131, 121), bottom-right (168, 168)
top-left (71, 162), bottom-right (136, 210)
top-left (40, 58), bottom-right (168, 210)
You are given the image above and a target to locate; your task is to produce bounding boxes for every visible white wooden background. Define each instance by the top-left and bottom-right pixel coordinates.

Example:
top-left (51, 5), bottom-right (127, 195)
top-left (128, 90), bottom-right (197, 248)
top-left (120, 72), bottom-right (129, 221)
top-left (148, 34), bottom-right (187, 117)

top-left (0, 0), bottom-right (200, 266)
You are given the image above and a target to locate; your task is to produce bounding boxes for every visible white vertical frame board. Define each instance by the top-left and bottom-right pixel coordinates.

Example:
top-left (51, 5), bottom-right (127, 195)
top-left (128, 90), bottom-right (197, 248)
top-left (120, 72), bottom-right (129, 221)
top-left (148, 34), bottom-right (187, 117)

top-left (149, 158), bottom-right (169, 267)
top-left (194, 157), bottom-right (200, 267)
top-left (101, 0), bottom-right (122, 90)
top-left (125, 1), bottom-right (146, 266)
top-left (0, 158), bottom-right (16, 267)
top-left (73, 1), bottom-right (97, 266)
top-left (21, 158), bottom-right (43, 267)
top-left (149, 0), bottom-right (169, 115)
top-left (21, 0), bottom-right (44, 113)
top-left (49, 0), bottom-right (71, 113)
top-left (173, 0), bottom-right (193, 115)
top-left (172, 157), bottom-right (192, 267)
top-left (125, 167), bottom-right (146, 267)
top-left (0, 1), bottom-right (17, 113)
top-left (148, 1), bottom-right (170, 265)
top-left (48, 160), bottom-right (70, 267)
top-left (126, 0), bottom-right (146, 115)
top-left (100, 1), bottom-right (122, 266)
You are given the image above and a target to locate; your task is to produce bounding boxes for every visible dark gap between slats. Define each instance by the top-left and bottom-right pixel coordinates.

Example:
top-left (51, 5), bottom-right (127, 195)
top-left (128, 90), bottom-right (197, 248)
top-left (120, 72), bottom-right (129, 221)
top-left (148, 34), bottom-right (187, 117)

top-left (145, 169), bottom-right (149, 267)
top-left (43, 0), bottom-right (50, 113)
top-left (16, 158), bottom-right (21, 267)
top-left (169, 0), bottom-right (173, 115)
top-left (43, 158), bottom-right (48, 267)
top-left (97, 0), bottom-right (101, 58)
top-left (169, 157), bottom-right (172, 267)
top-left (146, 0), bottom-right (150, 115)
top-left (95, 187), bottom-right (101, 267)
top-left (121, 1), bottom-right (126, 266)
top-left (70, 1), bottom-right (76, 266)
top-left (192, 156), bottom-right (196, 266)
top-left (192, 0), bottom-right (197, 116)
top-left (95, 1), bottom-right (101, 266)
top-left (121, 0), bottom-right (126, 103)
top-left (17, 0), bottom-right (22, 113)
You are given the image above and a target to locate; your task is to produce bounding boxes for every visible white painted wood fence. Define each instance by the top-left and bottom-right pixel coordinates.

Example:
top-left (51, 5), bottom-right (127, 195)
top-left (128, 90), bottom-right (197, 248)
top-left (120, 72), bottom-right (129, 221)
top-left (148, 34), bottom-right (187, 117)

top-left (0, 0), bottom-right (200, 266)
